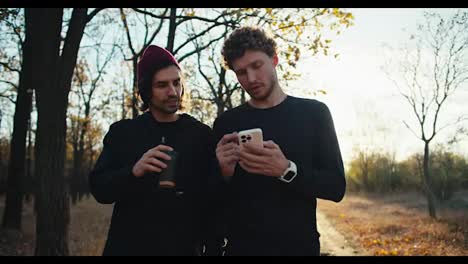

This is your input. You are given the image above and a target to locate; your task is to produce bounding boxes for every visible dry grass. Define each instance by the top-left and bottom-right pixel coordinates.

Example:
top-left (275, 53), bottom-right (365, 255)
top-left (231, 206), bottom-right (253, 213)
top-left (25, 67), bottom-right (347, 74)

top-left (2, 190), bottom-right (468, 256)
top-left (68, 195), bottom-right (112, 255)
top-left (317, 190), bottom-right (468, 256)
top-left (0, 195), bottom-right (112, 256)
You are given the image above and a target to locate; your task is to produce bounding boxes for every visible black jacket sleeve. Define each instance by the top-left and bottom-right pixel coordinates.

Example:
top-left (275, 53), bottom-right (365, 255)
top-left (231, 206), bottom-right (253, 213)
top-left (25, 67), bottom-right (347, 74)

top-left (88, 121), bottom-right (140, 204)
top-left (287, 102), bottom-right (346, 202)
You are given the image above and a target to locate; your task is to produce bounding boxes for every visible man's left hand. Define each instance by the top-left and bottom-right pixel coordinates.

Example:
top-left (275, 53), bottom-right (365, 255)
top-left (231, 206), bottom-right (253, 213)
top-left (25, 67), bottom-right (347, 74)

top-left (239, 140), bottom-right (289, 177)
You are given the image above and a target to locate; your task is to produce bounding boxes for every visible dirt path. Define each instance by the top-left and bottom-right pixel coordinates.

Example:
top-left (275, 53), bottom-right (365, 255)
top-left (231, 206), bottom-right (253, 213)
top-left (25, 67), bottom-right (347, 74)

top-left (317, 210), bottom-right (363, 256)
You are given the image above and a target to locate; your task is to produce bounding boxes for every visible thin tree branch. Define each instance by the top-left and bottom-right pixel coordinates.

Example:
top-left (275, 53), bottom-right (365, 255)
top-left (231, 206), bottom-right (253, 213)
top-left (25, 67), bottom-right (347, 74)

top-left (0, 61), bottom-right (20, 74)
top-left (178, 33), bottom-right (226, 62)
top-left (86, 8), bottom-right (104, 22)
top-left (119, 8), bottom-right (136, 56)
top-left (196, 41), bottom-right (217, 99)
top-left (403, 120), bottom-right (420, 140)
top-left (133, 8), bottom-right (238, 25)
top-left (0, 93), bottom-right (16, 104)
top-left (173, 22), bottom-right (226, 55)
top-left (0, 79), bottom-right (18, 89)
top-left (434, 115), bottom-right (468, 137)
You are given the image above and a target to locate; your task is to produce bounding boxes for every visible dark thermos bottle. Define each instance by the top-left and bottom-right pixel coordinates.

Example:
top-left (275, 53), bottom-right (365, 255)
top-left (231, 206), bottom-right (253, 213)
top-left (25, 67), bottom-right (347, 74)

top-left (157, 136), bottom-right (178, 188)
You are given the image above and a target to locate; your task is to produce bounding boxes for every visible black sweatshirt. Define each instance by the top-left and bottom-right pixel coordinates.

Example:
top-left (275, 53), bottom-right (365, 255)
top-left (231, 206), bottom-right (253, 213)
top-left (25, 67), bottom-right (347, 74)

top-left (89, 112), bottom-right (221, 256)
top-left (212, 96), bottom-right (346, 256)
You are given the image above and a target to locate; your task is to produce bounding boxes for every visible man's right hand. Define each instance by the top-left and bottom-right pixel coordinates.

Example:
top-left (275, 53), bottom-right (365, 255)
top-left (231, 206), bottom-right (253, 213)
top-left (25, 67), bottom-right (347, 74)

top-left (132, 144), bottom-right (173, 178)
top-left (216, 133), bottom-right (240, 178)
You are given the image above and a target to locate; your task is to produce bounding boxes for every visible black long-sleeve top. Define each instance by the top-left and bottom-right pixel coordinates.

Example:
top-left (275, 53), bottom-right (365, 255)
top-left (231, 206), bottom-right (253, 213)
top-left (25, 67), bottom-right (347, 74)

top-left (89, 112), bottom-right (221, 256)
top-left (212, 96), bottom-right (346, 255)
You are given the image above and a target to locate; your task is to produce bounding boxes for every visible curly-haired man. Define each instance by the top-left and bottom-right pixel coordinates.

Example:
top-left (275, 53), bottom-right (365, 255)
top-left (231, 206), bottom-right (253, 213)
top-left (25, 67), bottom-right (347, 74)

top-left (213, 26), bottom-right (346, 256)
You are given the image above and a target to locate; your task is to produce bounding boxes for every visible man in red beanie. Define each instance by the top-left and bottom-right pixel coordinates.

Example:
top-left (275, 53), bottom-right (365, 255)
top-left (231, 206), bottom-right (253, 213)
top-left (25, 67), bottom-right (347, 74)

top-left (89, 45), bottom-right (223, 256)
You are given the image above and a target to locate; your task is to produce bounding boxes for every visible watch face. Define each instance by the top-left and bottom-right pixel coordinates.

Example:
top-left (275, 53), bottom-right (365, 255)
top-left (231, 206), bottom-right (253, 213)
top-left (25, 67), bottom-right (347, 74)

top-left (283, 171), bottom-right (296, 181)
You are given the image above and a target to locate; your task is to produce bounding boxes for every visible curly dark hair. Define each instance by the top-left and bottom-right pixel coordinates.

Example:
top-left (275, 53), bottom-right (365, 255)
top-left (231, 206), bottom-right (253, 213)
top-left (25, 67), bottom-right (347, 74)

top-left (221, 26), bottom-right (277, 70)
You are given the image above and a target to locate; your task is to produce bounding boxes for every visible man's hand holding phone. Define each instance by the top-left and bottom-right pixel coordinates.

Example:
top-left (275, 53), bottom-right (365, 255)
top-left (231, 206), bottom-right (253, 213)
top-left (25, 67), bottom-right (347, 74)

top-left (216, 128), bottom-right (290, 179)
top-left (216, 133), bottom-right (240, 178)
top-left (237, 128), bottom-right (289, 178)
top-left (239, 141), bottom-right (289, 178)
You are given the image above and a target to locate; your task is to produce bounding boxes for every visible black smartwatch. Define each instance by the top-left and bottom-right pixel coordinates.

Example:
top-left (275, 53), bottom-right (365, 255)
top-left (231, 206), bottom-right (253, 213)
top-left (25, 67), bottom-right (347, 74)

top-left (279, 160), bottom-right (297, 183)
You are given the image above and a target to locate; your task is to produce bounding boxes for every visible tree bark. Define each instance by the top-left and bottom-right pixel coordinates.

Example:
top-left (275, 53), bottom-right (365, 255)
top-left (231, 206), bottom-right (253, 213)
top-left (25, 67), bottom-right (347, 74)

top-left (423, 141), bottom-right (437, 219)
top-left (71, 101), bottom-right (89, 204)
top-left (24, 110), bottom-right (34, 202)
top-left (166, 8), bottom-right (177, 53)
top-left (131, 58), bottom-right (138, 119)
top-left (2, 7), bottom-right (34, 231)
top-left (32, 8), bottom-right (89, 255)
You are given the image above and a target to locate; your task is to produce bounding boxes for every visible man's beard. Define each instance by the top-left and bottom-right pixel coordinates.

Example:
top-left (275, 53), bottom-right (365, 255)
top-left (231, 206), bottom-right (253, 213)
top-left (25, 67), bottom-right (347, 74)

top-left (154, 97), bottom-right (180, 114)
top-left (249, 80), bottom-right (275, 101)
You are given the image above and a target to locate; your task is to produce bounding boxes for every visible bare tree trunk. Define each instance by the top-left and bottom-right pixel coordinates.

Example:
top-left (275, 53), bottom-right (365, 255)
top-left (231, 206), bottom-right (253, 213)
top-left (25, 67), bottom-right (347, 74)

top-left (2, 8), bottom-right (33, 230)
top-left (71, 144), bottom-right (80, 205)
top-left (71, 103), bottom-right (89, 204)
top-left (30, 7), bottom-right (68, 255)
top-left (358, 152), bottom-right (370, 192)
top-left (31, 7), bottom-right (91, 255)
top-left (216, 102), bottom-right (225, 117)
top-left (71, 150), bottom-right (84, 204)
top-left (78, 103), bottom-right (91, 199)
top-left (166, 8), bottom-right (177, 53)
top-left (122, 87), bottom-right (127, 120)
top-left (131, 58), bottom-right (138, 119)
top-left (24, 111), bottom-right (33, 203)
top-left (240, 89), bottom-right (246, 105)
top-left (423, 142), bottom-right (437, 219)
top-left (363, 169), bottom-right (369, 192)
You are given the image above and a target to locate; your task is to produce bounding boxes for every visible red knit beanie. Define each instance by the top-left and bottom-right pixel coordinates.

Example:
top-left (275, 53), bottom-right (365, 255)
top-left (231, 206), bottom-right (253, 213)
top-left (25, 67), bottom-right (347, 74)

top-left (137, 45), bottom-right (180, 85)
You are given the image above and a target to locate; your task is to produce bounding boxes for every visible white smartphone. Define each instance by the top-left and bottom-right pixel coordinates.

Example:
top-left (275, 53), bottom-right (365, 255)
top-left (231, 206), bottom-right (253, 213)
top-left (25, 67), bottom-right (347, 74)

top-left (237, 128), bottom-right (263, 149)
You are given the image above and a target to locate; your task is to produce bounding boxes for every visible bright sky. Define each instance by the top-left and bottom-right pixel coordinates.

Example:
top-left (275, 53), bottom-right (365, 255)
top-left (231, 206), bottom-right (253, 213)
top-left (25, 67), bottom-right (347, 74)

top-left (1, 8), bottom-right (467, 168)
top-left (285, 8), bottom-right (468, 165)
